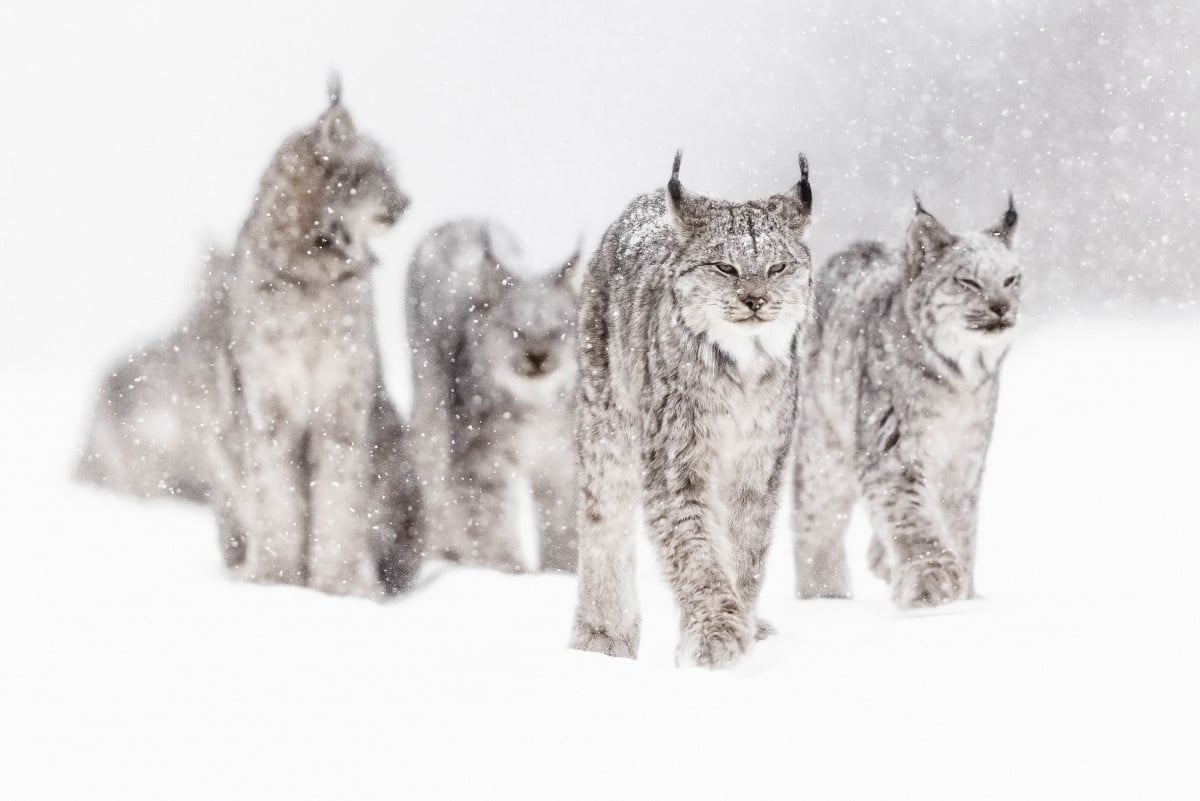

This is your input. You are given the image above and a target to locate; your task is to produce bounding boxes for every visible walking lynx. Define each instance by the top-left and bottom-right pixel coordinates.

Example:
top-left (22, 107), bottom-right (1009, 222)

top-left (792, 196), bottom-right (1021, 607)
top-left (570, 152), bottom-right (814, 668)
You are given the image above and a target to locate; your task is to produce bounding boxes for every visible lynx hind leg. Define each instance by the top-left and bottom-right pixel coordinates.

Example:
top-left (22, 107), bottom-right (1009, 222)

top-left (866, 535), bottom-right (890, 583)
top-left (792, 421), bottom-right (856, 599)
top-left (569, 401), bottom-right (640, 659)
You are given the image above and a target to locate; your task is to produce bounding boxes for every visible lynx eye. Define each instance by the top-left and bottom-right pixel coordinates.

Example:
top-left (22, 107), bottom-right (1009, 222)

top-left (956, 276), bottom-right (983, 292)
top-left (1004, 275), bottom-right (1020, 287)
top-left (768, 262), bottom-right (789, 277)
top-left (313, 234), bottom-right (332, 249)
top-left (707, 262), bottom-right (738, 277)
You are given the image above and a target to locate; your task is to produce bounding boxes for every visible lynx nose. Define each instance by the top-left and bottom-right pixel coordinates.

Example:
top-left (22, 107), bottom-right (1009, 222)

top-left (989, 300), bottom-right (1011, 318)
top-left (526, 348), bottom-right (549, 370)
top-left (742, 295), bottom-right (768, 313)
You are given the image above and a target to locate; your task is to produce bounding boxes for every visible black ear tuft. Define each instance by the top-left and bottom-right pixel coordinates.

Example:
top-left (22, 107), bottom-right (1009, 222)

top-left (327, 71), bottom-right (343, 106)
top-left (667, 149), bottom-right (684, 207)
top-left (1003, 191), bottom-right (1018, 229)
top-left (913, 191), bottom-right (926, 216)
top-left (797, 152), bottom-right (812, 215)
top-left (987, 191), bottom-right (1019, 248)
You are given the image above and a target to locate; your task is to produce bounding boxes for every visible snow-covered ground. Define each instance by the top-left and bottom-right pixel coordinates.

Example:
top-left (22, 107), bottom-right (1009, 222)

top-left (3, 318), bottom-right (1197, 800)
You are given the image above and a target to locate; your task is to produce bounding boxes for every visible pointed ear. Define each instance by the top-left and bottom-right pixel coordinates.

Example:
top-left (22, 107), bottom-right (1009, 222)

top-left (986, 192), bottom-right (1019, 249)
top-left (906, 194), bottom-right (956, 281)
top-left (664, 150), bottom-right (703, 236)
top-left (768, 152), bottom-right (814, 235)
top-left (555, 240), bottom-right (585, 295)
top-left (316, 74), bottom-right (356, 152)
top-left (478, 240), bottom-right (517, 301)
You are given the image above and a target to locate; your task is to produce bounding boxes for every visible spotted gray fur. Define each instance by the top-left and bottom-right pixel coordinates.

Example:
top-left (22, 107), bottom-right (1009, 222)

top-left (407, 220), bottom-right (581, 573)
top-left (569, 151), bottom-right (814, 668)
top-left (792, 196), bottom-right (1021, 607)
top-left (205, 79), bottom-right (418, 597)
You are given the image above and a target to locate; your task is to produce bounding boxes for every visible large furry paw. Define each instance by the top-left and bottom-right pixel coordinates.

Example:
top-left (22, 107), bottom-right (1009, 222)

top-left (308, 558), bottom-right (384, 600)
top-left (676, 599), bottom-right (753, 669)
top-left (795, 546), bottom-right (852, 599)
top-left (754, 618), bottom-right (778, 641)
top-left (377, 546), bottom-right (423, 597)
top-left (234, 553), bottom-right (305, 587)
top-left (795, 573), bottom-right (852, 600)
top-left (570, 621), bottom-right (639, 659)
top-left (441, 544), bottom-right (527, 574)
top-left (891, 555), bottom-right (966, 609)
top-left (216, 512), bottom-right (246, 570)
top-left (484, 553), bottom-right (527, 574)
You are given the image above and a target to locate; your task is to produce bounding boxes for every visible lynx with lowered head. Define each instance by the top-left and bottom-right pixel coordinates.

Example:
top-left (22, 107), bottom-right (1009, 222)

top-left (206, 77), bottom-right (419, 597)
top-left (407, 220), bottom-right (581, 573)
top-left (570, 152), bottom-right (814, 668)
top-left (792, 195), bottom-right (1022, 607)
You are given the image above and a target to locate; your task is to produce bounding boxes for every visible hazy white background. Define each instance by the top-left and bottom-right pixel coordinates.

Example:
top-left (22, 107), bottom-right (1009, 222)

top-left (1, 2), bottom-right (1197, 799)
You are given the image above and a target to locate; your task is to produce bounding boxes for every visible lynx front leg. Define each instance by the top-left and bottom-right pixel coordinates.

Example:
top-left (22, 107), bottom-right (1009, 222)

top-left (726, 428), bottom-right (794, 640)
top-left (861, 456), bottom-right (966, 609)
top-left (458, 428), bottom-right (525, 573)
top-left (569, 400), bottom-right (640, 658)
top-left (238, 431), bottom-right (309, 585)
top-left (307, 430), bottom-right (380, 598)
top-left (531, 454), bottom-right (578, 573)
top-left (792, 418), bottom-right (856, 599)
top-left (643, 405), bottom-right (752, 669)
top-left (408, 348), bottom-right (469, 564)
top-left (942, 481), bottom-right (982, 599)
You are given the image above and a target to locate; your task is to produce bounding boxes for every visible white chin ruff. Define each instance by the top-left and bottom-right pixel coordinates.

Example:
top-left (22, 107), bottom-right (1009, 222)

top-left (708, 317), bottom-right (796, 367)
top-left (494, 367), bottom-right (573, 406)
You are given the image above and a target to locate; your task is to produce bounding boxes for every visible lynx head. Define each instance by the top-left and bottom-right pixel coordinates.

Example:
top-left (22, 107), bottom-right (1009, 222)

top-left (664, 151), bottom-right (814, 364)
top-left (476, 238), bottom-right (582, 406)
top-left (904, 194), bottom-right (1022, 351)
top-left (262, 75), bottom-right (410, 280)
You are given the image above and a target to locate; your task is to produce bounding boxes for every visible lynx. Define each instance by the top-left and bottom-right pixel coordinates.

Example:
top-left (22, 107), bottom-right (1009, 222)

top-left (569, 152), bottom-right (814, 668)
top-left (206, 77), bottom-right (416, 597)
top-left (407, 220), bottom-right (580, 573)
top-left (76, 249), bottom-right (233, 503)
top-left (792, 196), bottom-right (1021, 607)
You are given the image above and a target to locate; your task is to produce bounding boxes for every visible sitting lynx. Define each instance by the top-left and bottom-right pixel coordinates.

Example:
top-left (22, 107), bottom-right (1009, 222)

top-left (407, 220), bottom-right (581, 573)
top-left (206, 78), bottom-right (416, 597)
top-left (570, 152), bottom-right (814, 668)
top-left (792, 195), bottom-right (1021, 607)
